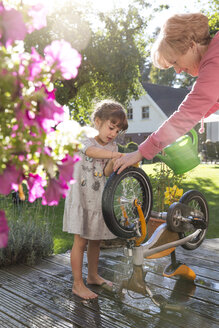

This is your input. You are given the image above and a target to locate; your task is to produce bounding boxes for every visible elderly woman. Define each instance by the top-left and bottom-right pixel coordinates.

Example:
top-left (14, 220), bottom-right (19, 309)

top-left (114, 13), bottom-right (219, 173)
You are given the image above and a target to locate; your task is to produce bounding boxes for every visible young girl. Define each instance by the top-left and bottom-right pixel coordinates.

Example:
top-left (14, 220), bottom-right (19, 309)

top-left (63, 99), bottom-right (128, 299)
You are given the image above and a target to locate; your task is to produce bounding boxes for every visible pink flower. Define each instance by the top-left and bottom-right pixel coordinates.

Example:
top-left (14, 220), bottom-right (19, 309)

top-left (0, 165), bottom-right (23, 195)
top-left (28, 3), bottom-right (47, 33)
top-left (36, 117), bottom-right (54, 133)
top-left (44, 40), bottom-right (81, 80)
top-left (27, 173), bottom-right (47, 202)
top-left (15, 107), bottom-right (36, 129)
top-left (58, 154), bottom-right (80, 183)
top-left (39, 99), bottom-right (64, 123)
top-left (42, 178), bottom-right (69, 206)
top-left (0, 5), bottom-right (27, 46)
top-left (44, 146), bottom-right (52, 156)
top-left (45, 88), bottom-right (56, 101)
top-left (33, 98), bottom-right (64, 132)
top-left (28, 48), bottom-right (43, 80)
top-left (0, 210), bottom-right (9, 248)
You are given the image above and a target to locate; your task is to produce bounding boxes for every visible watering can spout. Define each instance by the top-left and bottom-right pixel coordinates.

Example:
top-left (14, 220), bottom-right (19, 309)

top-left (155, 129), bottom-right (200, 175)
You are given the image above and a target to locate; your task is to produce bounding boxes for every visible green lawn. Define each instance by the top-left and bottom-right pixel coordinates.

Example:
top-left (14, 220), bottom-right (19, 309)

top-left (47, 200), bottom-right (74, 254)
top-left (49, 163), bottom-right (218, 254)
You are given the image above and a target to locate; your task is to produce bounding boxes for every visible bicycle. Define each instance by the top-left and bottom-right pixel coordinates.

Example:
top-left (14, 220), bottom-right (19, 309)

top-left (102, 166), bottom-right (209, 309)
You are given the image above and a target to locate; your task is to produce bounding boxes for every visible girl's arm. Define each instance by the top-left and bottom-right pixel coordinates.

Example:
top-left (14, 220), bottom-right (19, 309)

top-left (104, 159), bottom-right (114, 177)
top-left (104, 153), bottom-right (123, 176)
top-left (85, 146), bottom-right (121, 159)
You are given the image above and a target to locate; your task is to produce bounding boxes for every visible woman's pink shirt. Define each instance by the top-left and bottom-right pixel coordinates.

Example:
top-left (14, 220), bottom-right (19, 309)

top-left (139, 32), bottom-right (219, 160)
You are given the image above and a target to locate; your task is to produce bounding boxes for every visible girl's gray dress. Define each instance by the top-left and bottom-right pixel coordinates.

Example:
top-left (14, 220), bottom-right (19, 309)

top-left (63, 137), bottom-right (117, 240)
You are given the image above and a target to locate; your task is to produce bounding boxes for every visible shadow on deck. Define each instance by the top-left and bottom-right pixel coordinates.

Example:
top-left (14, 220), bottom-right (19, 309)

top-left (0, 239), bottom-right (218, 328)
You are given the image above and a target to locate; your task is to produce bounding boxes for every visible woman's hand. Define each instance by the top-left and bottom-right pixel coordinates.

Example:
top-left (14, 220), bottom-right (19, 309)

top-left (113, 150), bottom-right (143, 174)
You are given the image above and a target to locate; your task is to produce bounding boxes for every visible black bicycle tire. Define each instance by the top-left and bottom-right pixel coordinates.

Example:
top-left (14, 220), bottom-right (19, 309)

top-left (179, 190), bottom-right (209, 250)
top-left (102, 166), bottom-right (153, 239)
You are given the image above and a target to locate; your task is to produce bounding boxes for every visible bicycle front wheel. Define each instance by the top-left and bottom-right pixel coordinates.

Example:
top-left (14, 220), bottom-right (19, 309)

top-left (102, 167), bottom-right (153, 239)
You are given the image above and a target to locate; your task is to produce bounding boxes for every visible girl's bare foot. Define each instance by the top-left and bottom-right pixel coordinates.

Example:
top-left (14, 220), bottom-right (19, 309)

top-left (72, 281), bottom-right (98, 299)
top-left (87, 274), bottom-right (113, 287)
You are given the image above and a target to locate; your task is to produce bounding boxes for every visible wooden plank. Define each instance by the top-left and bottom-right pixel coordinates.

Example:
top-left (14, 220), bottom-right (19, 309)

top-left (0, 270), bottom-right (125, 328)
top-left (111, 292), bottom-right (219, 328)
top-left (0, 310), bottom-right (28, 328)
top-left (43, 250), bottom-right (219, 305)
top-left (6, 263), bottom-right (216, 325)
top-left (95, 246), bottom-right (219, 282)
top-left (145, 272), bottom-right (219, 308)
top-left (0, 289), bottom-right (73, 328)
top-left (0, 266), bottom-right (167, 328)
top-left (0, 262), bottom-right (198, 328)
top-left (48, 249), bottom-right (219, 290)
top-left (0, 239), bottom-right (218, 328)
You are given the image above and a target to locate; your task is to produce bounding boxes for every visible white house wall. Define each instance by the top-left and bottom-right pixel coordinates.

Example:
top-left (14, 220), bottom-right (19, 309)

top-left (206, 122), bottom-right (219, 142)
top-left (127, 94), bottom-right (168, 134)
top-left (206, 111), bottom-right (219, 142)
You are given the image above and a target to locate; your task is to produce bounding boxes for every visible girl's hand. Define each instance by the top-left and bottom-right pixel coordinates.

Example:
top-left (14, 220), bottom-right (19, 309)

top-left (104, 153), bottom-right (123, 176)
top-left (113, 150), bottom-right (143, 174)
top-left (111, 151), bottom-right (123, 159)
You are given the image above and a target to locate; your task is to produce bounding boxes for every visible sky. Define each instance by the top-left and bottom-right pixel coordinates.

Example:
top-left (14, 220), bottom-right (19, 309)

top-left (78, 0), bottom-right (210, 33)
top-left (146, 0), bottom-right (210, 32)
top-left (20, 0), bottom-right (211, 31)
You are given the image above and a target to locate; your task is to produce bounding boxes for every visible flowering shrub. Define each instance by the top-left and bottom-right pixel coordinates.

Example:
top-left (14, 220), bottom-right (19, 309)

top-left (149, 162), bottom-right (186, 212)
top-left (0, 2), bottom-right (96, 248)
top-left (164, 185), bottom-right (183, 206)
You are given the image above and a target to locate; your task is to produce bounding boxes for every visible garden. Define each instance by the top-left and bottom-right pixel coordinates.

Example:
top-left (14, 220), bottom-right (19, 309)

top-left (49, 162), bottom-right (219, 250)
top-left (0, 162), bottom-right (218, 267)
top-left (0, 1), bottom-right (218, 267)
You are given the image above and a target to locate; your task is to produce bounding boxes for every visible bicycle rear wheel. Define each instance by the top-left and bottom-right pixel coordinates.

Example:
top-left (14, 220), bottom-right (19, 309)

top-left (179, 190), bottom-right (209, 250)
top-left (102, 167), bottom-right (153, 239)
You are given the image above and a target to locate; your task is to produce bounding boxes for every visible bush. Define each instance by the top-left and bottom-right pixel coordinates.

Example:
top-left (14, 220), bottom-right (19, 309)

top-left (118, 143), bottom-right (127, 153)
top-left (148, 162), bottom-right (186, 212)
top-left (0, 194), bottom-right (54, 267)
top-left (126, 142), bottom-right (138, 152)
top-left (118, 141), bottom-right (138, 153)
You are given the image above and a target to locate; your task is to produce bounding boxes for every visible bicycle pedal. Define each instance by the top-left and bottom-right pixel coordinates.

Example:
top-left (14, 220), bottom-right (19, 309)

top-left (190, 217), bottom-right (207, 229)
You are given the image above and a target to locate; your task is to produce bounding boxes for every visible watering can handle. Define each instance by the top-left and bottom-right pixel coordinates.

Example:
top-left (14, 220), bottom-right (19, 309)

top-left (189, 129), bottom-right (198, 151)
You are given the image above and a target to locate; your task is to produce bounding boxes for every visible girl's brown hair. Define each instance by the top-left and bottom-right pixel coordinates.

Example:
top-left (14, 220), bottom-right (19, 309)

top-left (151, 13), bottom-right (211, 69)
top-left (91, 99), bottom-right (128, 132)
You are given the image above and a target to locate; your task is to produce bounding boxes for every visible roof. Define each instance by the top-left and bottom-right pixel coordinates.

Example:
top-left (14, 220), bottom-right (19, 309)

top-left (142, 82), bottom-right (190, 117)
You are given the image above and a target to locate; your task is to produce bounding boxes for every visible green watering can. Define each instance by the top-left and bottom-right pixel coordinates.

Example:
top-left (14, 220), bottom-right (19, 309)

top-left (155, 129), bottom-right (200, 175)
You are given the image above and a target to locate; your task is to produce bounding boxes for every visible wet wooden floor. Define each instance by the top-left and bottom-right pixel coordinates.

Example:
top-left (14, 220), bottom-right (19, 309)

top-left (0, 239), bottom-right (218, 328)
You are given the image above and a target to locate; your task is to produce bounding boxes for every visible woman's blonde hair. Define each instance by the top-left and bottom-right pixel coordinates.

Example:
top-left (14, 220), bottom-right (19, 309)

top-left (151, 13), bottom-right (211, 69)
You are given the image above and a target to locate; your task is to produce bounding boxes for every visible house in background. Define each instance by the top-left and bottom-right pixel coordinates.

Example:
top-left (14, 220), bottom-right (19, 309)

top-left (205, 111), bottom-right (219, 142)
top-left (124, 82), bottom-right (219, 145)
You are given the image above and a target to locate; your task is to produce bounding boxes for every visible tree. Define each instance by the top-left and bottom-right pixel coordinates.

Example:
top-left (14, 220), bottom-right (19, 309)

top-left (24, 1), bottom-right (152, 123)
top-left (149, 65), bottom-right (176, 87)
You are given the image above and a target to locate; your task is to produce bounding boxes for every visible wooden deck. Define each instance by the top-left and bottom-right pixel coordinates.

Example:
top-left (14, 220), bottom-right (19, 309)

top-left (0, 239), bottom-right (218, 328)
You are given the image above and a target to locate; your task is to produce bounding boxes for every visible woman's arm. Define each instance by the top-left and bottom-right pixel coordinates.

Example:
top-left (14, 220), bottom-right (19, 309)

top-left (114, 41), bottom-right (219, 173)
top-left (139, 40), bottom-right (219, 160)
